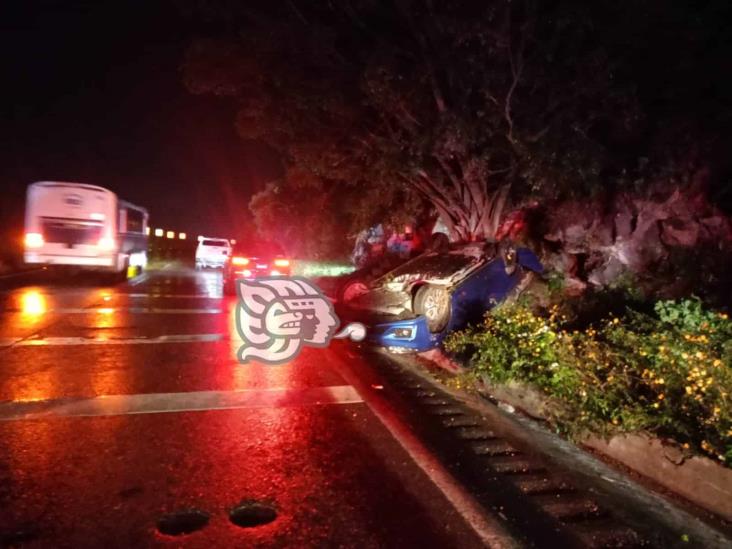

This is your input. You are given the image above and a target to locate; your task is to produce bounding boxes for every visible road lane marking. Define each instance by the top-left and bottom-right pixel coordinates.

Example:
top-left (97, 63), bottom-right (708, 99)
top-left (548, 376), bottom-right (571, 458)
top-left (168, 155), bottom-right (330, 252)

top-left (0, 333), bottom-right (223, 348)
top-left (125, 293), bottom-right (223, 299)
top-left (0, 385), bottom-right (363, 420)
top-left (329, 347), bottom-right (517, 548)
top-left (1, 307), bottom-right (223, 314)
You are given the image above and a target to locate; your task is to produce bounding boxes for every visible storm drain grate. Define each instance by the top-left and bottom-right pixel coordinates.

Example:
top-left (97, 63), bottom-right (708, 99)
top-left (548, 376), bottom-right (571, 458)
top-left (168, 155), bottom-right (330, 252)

top-left (156, 509), bottom-right (210, 536)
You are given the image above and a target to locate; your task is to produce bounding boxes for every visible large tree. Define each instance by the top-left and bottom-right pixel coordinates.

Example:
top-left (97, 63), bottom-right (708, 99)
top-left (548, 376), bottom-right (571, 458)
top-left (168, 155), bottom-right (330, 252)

top-left (179, 0), bottom-right (732, 248)
top-left (182, 0), bottom-right (640, 245)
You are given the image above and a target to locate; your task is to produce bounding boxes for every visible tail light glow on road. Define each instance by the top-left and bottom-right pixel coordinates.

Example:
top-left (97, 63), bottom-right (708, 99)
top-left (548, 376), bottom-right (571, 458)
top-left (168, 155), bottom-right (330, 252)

top-left (21, 290), bottom-right (47, 316)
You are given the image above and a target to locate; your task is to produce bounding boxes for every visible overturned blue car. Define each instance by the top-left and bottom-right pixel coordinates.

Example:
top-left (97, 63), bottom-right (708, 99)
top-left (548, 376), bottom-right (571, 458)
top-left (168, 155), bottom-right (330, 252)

top-left (340, 241), bottom-right (543, 352)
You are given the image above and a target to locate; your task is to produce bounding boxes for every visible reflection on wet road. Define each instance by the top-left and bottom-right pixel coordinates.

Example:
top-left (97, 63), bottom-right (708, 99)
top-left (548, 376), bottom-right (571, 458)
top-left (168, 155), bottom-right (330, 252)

top-left (0, 267), bottom-right (486, 547)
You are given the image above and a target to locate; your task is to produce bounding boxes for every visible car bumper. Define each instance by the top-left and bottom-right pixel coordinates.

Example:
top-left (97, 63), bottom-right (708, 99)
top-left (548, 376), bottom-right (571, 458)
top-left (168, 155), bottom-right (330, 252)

top-left (197, 258), bottom-right (227, 267)
top-left (367, 315), bottom-right (444, 352)
top-left (25, 253), bottom-right (115, 268)
top-left (228, 268), bottom-right (291, 280)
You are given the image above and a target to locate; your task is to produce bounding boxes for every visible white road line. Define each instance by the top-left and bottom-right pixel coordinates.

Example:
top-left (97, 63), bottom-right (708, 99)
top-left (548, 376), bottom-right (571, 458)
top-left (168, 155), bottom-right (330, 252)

top-left (0, 385), bottom-right (363, 420)
top-left (125, 293), bottom-right (223, 299)
top-left (0, 333), bottom-right (223, 348)
top-left (329, 348), bottom-right (517, 548)
top-left (1, 307), bottom-right (223, 314)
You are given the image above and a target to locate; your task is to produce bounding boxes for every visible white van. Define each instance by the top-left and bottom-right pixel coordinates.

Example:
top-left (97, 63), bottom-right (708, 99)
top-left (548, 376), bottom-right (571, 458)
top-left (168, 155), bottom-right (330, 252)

top-left (195, 237), bottom-right (231, 269)
top-left (24, 181), bottom-right (149, 277)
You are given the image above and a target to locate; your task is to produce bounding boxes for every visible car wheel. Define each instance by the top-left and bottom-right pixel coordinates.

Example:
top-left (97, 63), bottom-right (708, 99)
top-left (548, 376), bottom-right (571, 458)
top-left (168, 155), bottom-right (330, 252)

top-left (338, 277), bottom-right (369, 304)
top-left (414, 285), bottom-right (451, 333)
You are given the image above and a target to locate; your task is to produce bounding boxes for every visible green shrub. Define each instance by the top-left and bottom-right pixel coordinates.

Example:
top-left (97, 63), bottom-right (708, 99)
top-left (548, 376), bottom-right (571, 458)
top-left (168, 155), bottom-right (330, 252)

top-left (445, 299), bottom-right (732, 465)
top-left (546, 271), bottom-right (566, 297)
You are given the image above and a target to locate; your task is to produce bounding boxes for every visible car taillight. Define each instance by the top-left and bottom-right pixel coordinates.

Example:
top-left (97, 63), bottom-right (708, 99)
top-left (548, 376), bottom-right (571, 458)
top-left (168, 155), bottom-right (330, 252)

top-left (232, 256), bottom-right (249, 266)
top-left (97, 237), bottom-right (116, 250)
top-left (25, 232), bottom-right (44, 248)
top-left (274, 258), bottom-right (290, 268)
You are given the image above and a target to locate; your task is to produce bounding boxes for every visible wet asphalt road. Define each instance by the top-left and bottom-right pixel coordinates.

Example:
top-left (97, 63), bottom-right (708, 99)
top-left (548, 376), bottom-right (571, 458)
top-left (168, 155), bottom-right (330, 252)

top-left (0, 267), bottom-right (488, 548)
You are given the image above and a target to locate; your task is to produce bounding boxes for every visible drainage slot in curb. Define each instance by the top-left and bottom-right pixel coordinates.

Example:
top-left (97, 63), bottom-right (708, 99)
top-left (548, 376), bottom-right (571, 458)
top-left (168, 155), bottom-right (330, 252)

top-left (427, 407), bottom-right (465, 416)
top-left (454, 427), bottom-right (497, 441)
top-left (441, 416), bottom-right (480, 428)
top-left (229, 500), bottom-right (278, 528)
top-left (422, 397), bottom-right (450, 406)
top-left (470, 439), bottom-right (519, 456)
top-left (156, 509), bottom-right (210, 536)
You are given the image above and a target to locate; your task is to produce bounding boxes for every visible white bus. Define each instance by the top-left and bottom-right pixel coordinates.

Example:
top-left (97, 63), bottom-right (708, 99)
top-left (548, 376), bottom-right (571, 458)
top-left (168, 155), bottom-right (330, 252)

top-left (24, 181), bottom-right (149, 278)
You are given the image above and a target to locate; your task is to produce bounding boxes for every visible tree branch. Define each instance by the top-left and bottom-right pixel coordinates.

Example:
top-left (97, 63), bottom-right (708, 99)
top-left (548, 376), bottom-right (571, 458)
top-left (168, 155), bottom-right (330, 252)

top-left (505, 12), bottom-right (527, 147)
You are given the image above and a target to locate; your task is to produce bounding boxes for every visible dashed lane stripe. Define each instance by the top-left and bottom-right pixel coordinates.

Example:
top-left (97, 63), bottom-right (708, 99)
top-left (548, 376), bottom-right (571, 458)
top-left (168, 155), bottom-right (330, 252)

top-left (0, 333), bottom-right (224, 348)
top-left (1, 307), bottom-right (222, 314)
top-left (125, 293), bottom-right (224, 299)
top-left (0, 385), bottom-right (363, 420)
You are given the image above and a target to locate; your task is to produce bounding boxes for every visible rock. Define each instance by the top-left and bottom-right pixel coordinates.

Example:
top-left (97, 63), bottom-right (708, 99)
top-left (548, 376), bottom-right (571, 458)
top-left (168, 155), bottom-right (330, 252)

top-left (588, 256), bottom-right (626, 287)
top-left (540, 182), bottom-right (732, 292)
top-left (563, 277), bottom-right (587, 297)
top-left (613, 207), bottom-right (634, 242)
top-left (661, 441), bottom-right (689, 466)
top-left (660, 218), bottom-right (700, 247)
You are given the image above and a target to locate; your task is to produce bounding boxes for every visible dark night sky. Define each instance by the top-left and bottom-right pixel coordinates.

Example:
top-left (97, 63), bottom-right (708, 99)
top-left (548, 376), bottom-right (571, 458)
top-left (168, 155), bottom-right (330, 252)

top-left (0, 0), bottom-right (280, 245)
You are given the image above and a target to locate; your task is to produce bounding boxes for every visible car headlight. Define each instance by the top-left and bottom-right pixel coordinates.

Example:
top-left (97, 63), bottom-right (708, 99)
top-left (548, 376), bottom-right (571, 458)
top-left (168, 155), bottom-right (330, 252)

top-left (392, 327), bottom-right (413, 338)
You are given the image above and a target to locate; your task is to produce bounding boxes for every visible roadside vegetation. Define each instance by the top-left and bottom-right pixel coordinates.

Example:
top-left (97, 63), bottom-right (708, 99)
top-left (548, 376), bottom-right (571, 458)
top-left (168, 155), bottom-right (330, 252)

top-left (445, 298), bottom-right (732, 466)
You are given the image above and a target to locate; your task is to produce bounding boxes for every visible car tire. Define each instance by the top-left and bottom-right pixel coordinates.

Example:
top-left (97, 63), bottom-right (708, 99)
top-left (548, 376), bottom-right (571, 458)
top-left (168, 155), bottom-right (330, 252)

top-left (414, 284), bottom-right (451, 333)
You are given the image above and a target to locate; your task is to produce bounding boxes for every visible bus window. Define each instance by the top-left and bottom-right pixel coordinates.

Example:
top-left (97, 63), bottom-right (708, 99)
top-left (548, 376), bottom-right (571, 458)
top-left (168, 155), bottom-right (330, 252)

top-left (126, 208), bottom-right (144, 233)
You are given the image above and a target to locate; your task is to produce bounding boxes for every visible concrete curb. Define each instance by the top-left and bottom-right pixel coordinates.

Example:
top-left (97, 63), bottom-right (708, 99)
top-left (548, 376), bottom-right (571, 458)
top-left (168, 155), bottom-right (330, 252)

top-left (392, 351), bottom-right (732, 547)
top-left (478, 376), bottom-right (732, 522)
